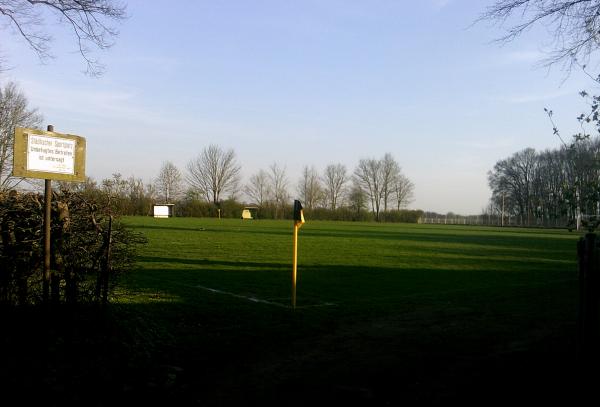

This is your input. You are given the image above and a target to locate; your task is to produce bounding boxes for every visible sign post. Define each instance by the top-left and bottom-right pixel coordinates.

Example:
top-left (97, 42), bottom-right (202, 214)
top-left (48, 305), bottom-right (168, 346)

top-left (292, 200), bottom-right (305, 309)
top-left (12, 126), bottom-right (86, 303)
top-left (43, 125), bottom-right (53, 302)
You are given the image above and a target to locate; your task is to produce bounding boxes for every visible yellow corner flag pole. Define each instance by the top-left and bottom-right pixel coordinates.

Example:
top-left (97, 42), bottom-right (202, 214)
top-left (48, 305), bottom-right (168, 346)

top-left (292, 223), bottom-right (299, 308)
top-left (292, 200), bottom-right (305, 309)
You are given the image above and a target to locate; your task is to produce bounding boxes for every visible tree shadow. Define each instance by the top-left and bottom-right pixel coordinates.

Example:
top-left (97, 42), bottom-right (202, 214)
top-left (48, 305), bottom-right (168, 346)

top-left (1, 226), bottom-right (582, 406)
top-left (0, 282), bottom-right (581, 406)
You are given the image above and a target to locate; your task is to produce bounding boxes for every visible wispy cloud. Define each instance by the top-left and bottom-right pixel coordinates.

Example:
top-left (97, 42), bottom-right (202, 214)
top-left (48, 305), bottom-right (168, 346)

top-left (455, 138), bottom-right (517, 150)
top-left (127, 56), bottom-right (181, 73)
top-left (499, 89), bottom-right (572, 104)
top-left (431, 0), bottom-right (452, 11)
top-left (16, 78), bottom-right (174, 128)
top-left (481, 50), bottom-right (547, 69)
top-left (503, 50), bottom-right (545, 63)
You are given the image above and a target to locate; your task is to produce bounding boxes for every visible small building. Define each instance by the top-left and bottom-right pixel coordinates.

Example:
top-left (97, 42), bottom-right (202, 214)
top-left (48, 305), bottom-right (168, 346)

top-left (241, 206), bottom-right (258, 220)
top-left (153, 204), bottom-right (175, 218)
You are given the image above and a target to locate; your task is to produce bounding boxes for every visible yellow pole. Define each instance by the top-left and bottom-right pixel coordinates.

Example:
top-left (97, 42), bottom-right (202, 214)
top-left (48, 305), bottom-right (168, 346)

top-left (292, 223), bottom-right (299, 309)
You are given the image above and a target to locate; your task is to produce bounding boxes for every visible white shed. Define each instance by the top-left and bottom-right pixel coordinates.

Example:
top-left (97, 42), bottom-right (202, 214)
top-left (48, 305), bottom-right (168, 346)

top-left (153, 204), bottom-right (174, 218)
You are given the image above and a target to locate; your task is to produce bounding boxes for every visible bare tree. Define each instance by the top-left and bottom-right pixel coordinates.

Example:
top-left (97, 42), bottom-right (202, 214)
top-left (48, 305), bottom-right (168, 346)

top-left (145, 180), bottom-right (157, 202)
top-left (244, 169), bottom-right (270, 207)
top-left (101, 172), bottom-right (128, 197)
top-left (225, 177), bottom-right (241, 202)
top-left (354, 158), bottom-right (383, 221)
top-left (479, 0), bottom-right (600, 68)
top-left (322, 163), bottom-right (347, 210)
top-left (268, 162), bottom-right (289, 218)
top-left (380, 153), bottom-right (401, 212)
top-left (187, 144), bottom-right (241, 205)
top-left (489, 147), bottom-right (538, 226)
top-left (393, 174), bottom-right (415, 210)
top-left (297, 165), bottom-right (323, 210)
top-left (348, 181), bottom-right (367, 216)
top-left (0, 81), bottom-right (43, 191)
top-left (155, 161), bottom-right (182, 203)
top-left (0, 0), bottom-right (126, 75)
top-left (57, 176), bottom-right (97, 193)
top-left (487, 138), bottom-right (600, 228)
top-left (127, 175), bottom-right (150, 213)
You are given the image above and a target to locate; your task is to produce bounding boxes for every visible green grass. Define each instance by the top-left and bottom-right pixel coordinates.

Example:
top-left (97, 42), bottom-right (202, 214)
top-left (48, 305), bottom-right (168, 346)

top-left (122, 218), bottom-right (576, 307)
top-left (107, 217), bottom-right (580, 405)
top-left (2, 217), bottom-right (583, 405)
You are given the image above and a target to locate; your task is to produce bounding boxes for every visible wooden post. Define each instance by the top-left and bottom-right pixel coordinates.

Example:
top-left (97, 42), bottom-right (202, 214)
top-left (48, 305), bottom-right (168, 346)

top-left (42, 124), bottom-right (54, 303)
top-left (577, 233), bottom-right (600, 364)
top-left (102, 216), bottom-right (113, 305)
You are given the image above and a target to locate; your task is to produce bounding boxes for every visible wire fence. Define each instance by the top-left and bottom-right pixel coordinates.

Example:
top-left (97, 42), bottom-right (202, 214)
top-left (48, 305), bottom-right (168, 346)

top-left (419, 215), bottom-right (571, 228)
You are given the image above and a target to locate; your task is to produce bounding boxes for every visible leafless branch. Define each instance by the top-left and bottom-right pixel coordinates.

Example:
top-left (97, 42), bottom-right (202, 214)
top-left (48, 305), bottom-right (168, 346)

top-left (478, 0), bottom-right (600, 68)
top-left (0, 0), bottom-right (126, 75)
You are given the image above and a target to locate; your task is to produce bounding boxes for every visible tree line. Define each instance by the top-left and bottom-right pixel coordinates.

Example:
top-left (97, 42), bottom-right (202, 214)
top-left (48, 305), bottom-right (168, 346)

top-left (49, 146), bottom-right (419, 222)
top-left (1, 81), bottom-right (417, 222)
top-left (488, 137), bottom-right (600, 228)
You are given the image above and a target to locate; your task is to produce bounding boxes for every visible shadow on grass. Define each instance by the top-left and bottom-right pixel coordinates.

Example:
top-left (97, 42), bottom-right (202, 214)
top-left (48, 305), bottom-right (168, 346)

top-left (57, 220), bottom-right (580, 405)
top-left (131, 224), bottom-right (209, 232)
top-left (3, 225), bottom-right (580, 405)
top-left (198, 226), bottom-right (576, 254)
top-left (138, 255), bottom-right (289, 270)
top-left (1, 290), bottom-right (582, 407)
top-left (136, 254), bottom-right (574, 281)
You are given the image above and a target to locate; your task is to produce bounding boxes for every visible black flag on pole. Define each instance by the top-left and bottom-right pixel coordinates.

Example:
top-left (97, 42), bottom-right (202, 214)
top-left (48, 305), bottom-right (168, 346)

top-left (293, 200), bottom-right (305, 225)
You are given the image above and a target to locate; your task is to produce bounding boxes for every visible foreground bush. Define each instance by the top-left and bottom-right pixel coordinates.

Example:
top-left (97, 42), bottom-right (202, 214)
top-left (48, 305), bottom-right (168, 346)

top-left (0, 190), bottom-right (146, 306)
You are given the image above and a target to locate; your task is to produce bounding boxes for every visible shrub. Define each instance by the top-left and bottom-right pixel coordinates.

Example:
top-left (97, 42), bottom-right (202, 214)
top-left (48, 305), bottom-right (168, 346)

top-left (0, 190), bottom-right (146, 306)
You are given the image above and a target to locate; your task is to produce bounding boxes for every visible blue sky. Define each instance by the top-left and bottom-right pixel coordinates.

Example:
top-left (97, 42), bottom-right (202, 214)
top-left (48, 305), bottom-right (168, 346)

top-left (1, 0), bottom-right (596, 214)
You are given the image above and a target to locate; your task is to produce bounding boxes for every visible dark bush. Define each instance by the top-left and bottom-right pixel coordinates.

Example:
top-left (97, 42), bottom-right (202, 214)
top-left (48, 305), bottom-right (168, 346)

top-left (0, 190), bottom-right (146, 306)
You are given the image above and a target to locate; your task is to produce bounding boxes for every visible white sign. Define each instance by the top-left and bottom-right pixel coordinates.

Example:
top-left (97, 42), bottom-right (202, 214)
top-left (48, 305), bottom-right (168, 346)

top-left (27, 134), bottom-right (76, 175)
top-left (153, 205), bottom-right (170, 218)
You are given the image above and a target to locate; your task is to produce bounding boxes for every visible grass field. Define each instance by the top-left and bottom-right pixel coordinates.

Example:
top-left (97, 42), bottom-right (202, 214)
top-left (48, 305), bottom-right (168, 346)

top-left (2, 217), bottom-right (584, 405)
top-left (114, 217), bottom-right (580, 405)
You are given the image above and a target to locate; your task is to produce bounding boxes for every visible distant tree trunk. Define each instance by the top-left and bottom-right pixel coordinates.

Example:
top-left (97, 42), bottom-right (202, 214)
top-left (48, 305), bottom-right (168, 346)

top-left (380, 153), bottom-right (400, 213)
top-left (322, 163), bottom-right (348, 210)
top-left (268, 163), bottom-right (289, 219)
top-left (297, 166), bottom-right (323, 210)
top-left (354, 158), bottom-right (382, 221)
top-left (155, 161), bottom-right (182, 203)
top-left (244, 170), bottom-right (270, 207)
top-left (395, 174), bottom-right (414, 210)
